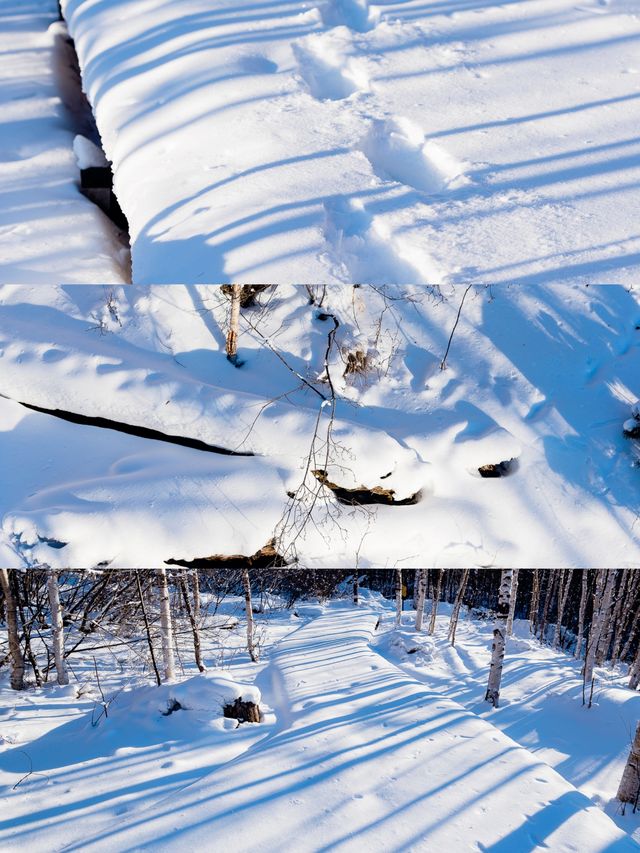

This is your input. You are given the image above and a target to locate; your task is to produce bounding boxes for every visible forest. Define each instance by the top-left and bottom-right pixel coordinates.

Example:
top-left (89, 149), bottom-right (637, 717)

top-left (1, 568), bottom-right (640, 850)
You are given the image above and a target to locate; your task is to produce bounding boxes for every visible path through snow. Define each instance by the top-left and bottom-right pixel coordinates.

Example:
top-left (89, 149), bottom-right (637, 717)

top-left (71, 606), bottom-right (639, 852)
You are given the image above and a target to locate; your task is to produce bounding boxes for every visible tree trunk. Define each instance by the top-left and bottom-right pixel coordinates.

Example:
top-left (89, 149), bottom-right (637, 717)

top-left (136, 571), bottom-right (161, 686)
top-left (157, 568), bottom-right (176, 682)
top-left (618, 720), bottom-right (640, 810)
top-left (0, 569), bottom-right (24, 691)
top-left (597, 569), bottom-right (622, 665)
top-left (47, 570), bottom-right (69, 686)
top-left (448, 569), bottom-right (470, 646)
top-left (629, 642), bottom-right (640, 691)
top-left (574, 570), bottom-right (589, 659)
top-left (530, 570), bottom-right (541, 635)
top-left (613, 573), bottom-right (640, 667)
top-left (430, 569), bottom-right (444, 635)
top-left (583, 570), bottom-right (616, 704)
top-left (190, 569), bottom-right (201, 620)
top-left (226, 284), bottom-right (242, 364)
top-left (415, 569), bottom-right (428, 632)
top-left (353, 574), bottom-right (359, 605)
top-left (553, 569), bottom-right (573, 650)
top-left (485, 570), bottom-right (514, 708)
top-left (242, 568), bottom-right (257, 662)
top-left (595, 569), bottom-right (617, 665)
top-left (506, 569), bottom-right (519, 636)
top-left (539, 570), bottom-right (558, 644)
top-left (395, 569), bottom-right (403, 626)
top-left (179, 572), bottom-right (206, 672)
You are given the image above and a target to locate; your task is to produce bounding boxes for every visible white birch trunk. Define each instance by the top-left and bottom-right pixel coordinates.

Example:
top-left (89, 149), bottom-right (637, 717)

top-left (448, 569), bottom-right (470, 646)
top-left (430, 569), bottom-right (444, 636)
top-left (157, 568), bottom-right (176, 682)
top-left (0, 569), bottom-right (24, 691)
top-left (595, 569), bottom-right (617, 665)
top-left (574, 570), bottom-right (589, 659)
top-left (553, 569), bottom-right (573, 650)
top-left (226, 284), bottom-right (242, 363)
top-left (47, 570), bottom-right (69, 686)
top-left (190, 569), bottom-right (201, 621)
top-left (506, 569), bottom-right (519, 636)
top-left (629, 644), bottom-right (640, 691)
top-left (415, 569), bottom-right (428, 632)
top-left (242, 568), bottom-right (257, 662)
top-left (618, 720), bottom-right (640, 808)
top-left (583, 570), bottom-right (615, 697)
top-left (485, 569), bottom-right (513, 708)
top-left (395, 569), bottom-right (403, 627)
top-left (529, 570), bottom-right (541, 636)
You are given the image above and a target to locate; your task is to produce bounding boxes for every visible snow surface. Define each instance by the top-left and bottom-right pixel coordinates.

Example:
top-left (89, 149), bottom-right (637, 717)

top-left (1, 284), bottom-right (639, 568)
top-left (56, 0), bottom-right (640, 284)
top-left (0, 1), bottom-right (129, 283)
top-left (1, 594), bottom-right (638, 851)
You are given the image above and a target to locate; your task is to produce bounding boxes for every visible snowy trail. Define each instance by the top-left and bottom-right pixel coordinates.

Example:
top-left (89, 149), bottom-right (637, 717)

top-left (59, 0), bottom-right (640, 283)
top-left (72, 606), bottom-right (638, 852)
top-left (0, 0), bottom-right (129, 283)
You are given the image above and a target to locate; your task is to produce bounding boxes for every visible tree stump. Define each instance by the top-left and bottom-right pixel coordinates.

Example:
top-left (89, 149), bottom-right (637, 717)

top-left (224, 698), bottom-right (261, 723)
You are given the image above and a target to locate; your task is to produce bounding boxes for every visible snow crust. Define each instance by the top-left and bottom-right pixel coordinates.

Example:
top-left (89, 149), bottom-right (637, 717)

top-left (1, 284), bottom-right (639, 568)
top-left (57, 0), bottom-right (640, 283)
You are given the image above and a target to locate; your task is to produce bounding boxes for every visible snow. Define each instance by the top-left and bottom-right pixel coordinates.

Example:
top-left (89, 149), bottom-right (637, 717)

top-left (0, 2), bottom-right (129, 283)
top-left (1, 283), bottom-right (639, 568)
top-left (52, 0), bottom-right (640, 283)
top-left (1, 594), bottom-right (638, 851)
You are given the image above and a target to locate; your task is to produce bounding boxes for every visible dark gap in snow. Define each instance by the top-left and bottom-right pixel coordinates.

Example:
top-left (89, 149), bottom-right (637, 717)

top-left (162, 699), bottom-right (183, 716)
top-left (52, 16), bottom-right (131, 243)
top-left (166, 539), bottom-right (287, 569)
top-left (37, 535), bottom-right (68, 550)
top-left (12, 399), bottom-right (254, 457)
top-left (478, 459), bottom-right (518, 478)
top-left (312, 469), bottom-right (422, 506)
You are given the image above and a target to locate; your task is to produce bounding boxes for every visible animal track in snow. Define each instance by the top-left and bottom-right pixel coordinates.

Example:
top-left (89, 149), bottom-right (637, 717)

top-left (322, 195), bottom-right (443, 284)
top-left (320, 0), bottom-right (381, 33)
top-left (292, 38), bottom-right (370, 101)
top-left (360, 117), bottom-right (470, 195)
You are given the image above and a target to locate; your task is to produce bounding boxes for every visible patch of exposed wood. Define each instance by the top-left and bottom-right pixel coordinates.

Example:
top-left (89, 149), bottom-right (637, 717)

top-left (165, 539), bottom-right (288, 569)
top-left (312, 469), bottom-right (421, 506)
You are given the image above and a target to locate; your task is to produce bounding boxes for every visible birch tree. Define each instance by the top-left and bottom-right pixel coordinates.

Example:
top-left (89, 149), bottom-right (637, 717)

top-left (485, 570), bottom-right (514, 708)
top-left (553, 569), bottom-right (572, 650)
top-left (415, 568), bottom-right (428, 632)
top-left (506, 569), bottom-right (519, 636)
top-left (529, 570), bottom-right (541, 636)
top-left (448, 569), bottom-right (470, 646)
top-left (0, 569), bottom-right (24, 691)
top-left (583, 569), bottom-right (616, 705)
top-left (226, 284), bottom-right (242, 364)
top-left (47, 570), bottom-right (69, 686)
top-left (242, 568), bottom-right (257, 662)
top-left (429, 569), bottom-right (444, 635)
top-left (157, 568), bottom-right (176, 682)
top-left (574, 570), bottom-right (589, 659)
top-left (179, 571), bottom-right (205, 673)
top-left (617, 720), bottom-right (640, 811)
top-left (395, 569), bottom-right (403, 626)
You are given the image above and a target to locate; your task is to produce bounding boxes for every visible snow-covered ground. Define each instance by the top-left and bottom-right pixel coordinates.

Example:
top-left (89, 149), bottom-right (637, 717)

top-left (0, 1), bottom-right (129, 283)
top-left (1, 590), bottom-right (639, 851)
top-left (1, 284), bottom-right (639, 568)
top-left (51, 0), bottom-right (640, 283)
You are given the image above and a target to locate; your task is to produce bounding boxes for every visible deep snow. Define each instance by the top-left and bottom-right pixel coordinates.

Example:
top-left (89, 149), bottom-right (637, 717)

top-left (1, 284), bottom-right (639, 568)
top-left (0, 1), bottom-right (129, 283)
top-left (54, 0), bottom-right (640, 284)
top-left (1, 592), bottom-right (639, 851)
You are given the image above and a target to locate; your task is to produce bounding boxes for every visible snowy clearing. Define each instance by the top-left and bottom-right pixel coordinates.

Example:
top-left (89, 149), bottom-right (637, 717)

top-left (1, 284), bottom-right (639, 568)
top-left (1, 589), bottom-right (639, 851)
top-left (45, 0), bottom-right (640, 283)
